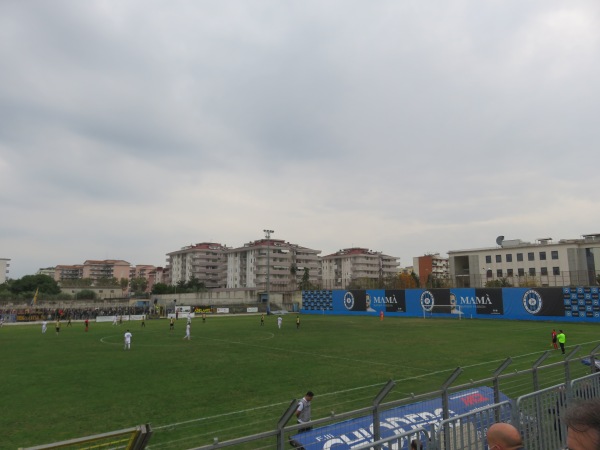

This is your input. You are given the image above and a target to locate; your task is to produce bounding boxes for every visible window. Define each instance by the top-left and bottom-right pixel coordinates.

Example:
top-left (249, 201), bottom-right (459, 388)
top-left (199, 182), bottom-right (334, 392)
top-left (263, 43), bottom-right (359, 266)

top-left (551, 250), bottom-right (559, 260)
top-left (485, 255), bottom-right (492, 264)
top-left (495, 255), bottom-right (502, 263)
top-left (496, 269), bottom-right (503, 277)
top-left (553, 267), bottom-right (560, 275)
top-left (518, 268), bottom-right (525, 276)
top-left (528, 252), bottom-right (535, 261)
top-left (541, 267), bottom-right (548, 276)
top-left (517, 253), bottom-right (523, 262)
top-left (506, 254), bottom-right (513, 262)
top-left (529, 268), bottom-right (536, 276)
top-left (507, 268), bottom-right (514, 277)
top-left (539, 251), bottom-right (546, 261)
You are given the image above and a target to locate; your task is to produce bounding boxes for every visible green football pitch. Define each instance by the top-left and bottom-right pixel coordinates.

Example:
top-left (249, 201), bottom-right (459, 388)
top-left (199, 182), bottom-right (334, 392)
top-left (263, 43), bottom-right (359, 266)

top-left (2, 314), bottom-right (598, 449)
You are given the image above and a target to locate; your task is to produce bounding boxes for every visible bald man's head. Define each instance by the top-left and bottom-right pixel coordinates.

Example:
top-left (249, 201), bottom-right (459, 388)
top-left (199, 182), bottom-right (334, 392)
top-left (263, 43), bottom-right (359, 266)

top-left (486, 423), bottom-right (523, 449)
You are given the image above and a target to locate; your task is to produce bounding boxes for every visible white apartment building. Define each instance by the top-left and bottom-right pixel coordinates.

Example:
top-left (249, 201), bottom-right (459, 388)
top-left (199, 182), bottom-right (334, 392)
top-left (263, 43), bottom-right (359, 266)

top-left (37, 267), bottom-right (56, 278)
top-left (321, 248), bottom-right (400, 289)
top-left (167, 243), bottom-right (229, 288)
top-left (0, 258), bottom-right (10, 283)
top-left (226, 238), bottom-right (321, 291)
top-left (448, 234), bottom-right (600, 288)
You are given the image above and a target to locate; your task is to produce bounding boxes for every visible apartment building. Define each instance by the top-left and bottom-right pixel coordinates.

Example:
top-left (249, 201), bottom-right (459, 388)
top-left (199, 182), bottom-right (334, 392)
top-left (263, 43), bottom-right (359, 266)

top-left (0, 258), bottom-right (10, 284)
top-left (448, 234), bottom-right (600, 287)
top-left (54, 264), bottom-right (84, 281)
top-left (130, 264), bottom-right (158, 292)
top-left (54, 260), bottom-right (131, 283)
top-left (82, 260), bottom-right (131, 281)
top-left (321, 248), bottom-right (399, 289)
top-left (226, 238), bottom-right (321, 291)
top-left (167, 243), bottom-right (229, 288)
top-left (413, 253), bottom-right (449, 287)
top-left (37, 267), bottom-right (56, 278)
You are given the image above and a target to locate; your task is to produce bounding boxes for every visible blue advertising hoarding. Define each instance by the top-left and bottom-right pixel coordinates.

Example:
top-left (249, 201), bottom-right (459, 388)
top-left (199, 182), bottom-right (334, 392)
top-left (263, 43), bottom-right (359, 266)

top-left (301, 287), bottom-right (600, 322)
top-left (291, 386), bottom-right (509, 449)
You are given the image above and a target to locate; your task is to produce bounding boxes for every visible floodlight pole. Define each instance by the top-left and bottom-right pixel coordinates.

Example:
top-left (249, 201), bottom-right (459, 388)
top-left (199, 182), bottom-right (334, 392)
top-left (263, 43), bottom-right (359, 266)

top-left (264, 229), bottom-right (274, 312)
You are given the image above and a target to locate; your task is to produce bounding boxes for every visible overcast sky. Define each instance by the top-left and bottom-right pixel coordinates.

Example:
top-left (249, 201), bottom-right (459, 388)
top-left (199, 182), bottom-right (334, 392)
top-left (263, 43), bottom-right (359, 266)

top-left (1, 1), bottom-right (599, 279)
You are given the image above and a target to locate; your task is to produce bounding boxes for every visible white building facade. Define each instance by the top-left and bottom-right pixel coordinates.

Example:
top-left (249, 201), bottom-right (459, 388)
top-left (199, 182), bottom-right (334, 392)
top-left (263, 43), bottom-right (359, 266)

top-left (167, 243), bottom-right (229, 288)
top-left (226, 239), bottom-right (321, 291)
top-left (0, 258), bottom-right (10, 283)
top-left (448, 234), bottom-right (600, 288)
top-left (321, 248), bottom-right (400, 289)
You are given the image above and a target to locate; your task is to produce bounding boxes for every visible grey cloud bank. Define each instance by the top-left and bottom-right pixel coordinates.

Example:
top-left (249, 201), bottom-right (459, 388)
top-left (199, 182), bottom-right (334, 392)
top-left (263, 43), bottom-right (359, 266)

top-left (1, 1), bottom-right (599, 278)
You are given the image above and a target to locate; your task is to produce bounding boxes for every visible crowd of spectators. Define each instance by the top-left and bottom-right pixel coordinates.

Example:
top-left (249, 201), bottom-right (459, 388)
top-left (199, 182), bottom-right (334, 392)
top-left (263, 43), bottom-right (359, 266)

top-left (0, 306), bottom-right (151, 322)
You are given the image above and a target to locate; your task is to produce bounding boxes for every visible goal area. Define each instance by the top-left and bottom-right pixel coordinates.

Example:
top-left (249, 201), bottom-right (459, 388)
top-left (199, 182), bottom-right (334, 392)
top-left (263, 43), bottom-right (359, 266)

top-left (421, 304), bottom-right (464, 319)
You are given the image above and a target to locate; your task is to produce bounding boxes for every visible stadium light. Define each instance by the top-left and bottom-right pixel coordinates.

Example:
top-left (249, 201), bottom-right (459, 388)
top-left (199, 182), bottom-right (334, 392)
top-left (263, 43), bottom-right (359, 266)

top-left (264, 229), bottom-right (274, 311)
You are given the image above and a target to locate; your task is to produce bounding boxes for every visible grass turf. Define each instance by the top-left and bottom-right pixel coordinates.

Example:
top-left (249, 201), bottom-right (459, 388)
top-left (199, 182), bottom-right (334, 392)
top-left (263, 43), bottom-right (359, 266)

top-left (1, 314), bottom-right (598, 449)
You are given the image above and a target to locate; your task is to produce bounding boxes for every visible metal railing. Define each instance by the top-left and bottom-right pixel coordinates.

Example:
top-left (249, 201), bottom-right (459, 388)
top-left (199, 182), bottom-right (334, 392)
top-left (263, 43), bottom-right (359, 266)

top-left (19, 424), bottom-right (152, 450)
top-left (184, 347), bottom-right (600, 450)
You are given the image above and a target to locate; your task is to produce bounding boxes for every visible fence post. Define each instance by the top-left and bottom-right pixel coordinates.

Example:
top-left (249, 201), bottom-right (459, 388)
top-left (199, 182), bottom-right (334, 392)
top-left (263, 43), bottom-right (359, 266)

top-left (440, 367), bottom-right (463, 448)
top-left (531, 351), bottom-right (551, 391)
top-left (277, 399), bottom-right (299, 450)
top-left (564, 346), bottom-right (581, 400)
top-left (588, 344), bottom-right (600, 374)
top-left (371, 380), bottom-right (396, 449)
top-left (492, 358), bottom-right (512, 423)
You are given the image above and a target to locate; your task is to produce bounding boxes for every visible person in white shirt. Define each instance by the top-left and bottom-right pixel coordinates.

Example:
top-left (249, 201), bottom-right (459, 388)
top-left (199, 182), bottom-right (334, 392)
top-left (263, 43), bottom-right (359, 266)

top-left (112, 315), bottom-right (118, 326)
top-left (42, 320), bottom-right (48, 334)
top-left (295, 391), bottom-right (314, 433)
top-left (124, 330), bottom-right (132, 350)
top-left (183, 323), bottom-right (191, 340)
top-left (277, 316), bottom-right (283, 329)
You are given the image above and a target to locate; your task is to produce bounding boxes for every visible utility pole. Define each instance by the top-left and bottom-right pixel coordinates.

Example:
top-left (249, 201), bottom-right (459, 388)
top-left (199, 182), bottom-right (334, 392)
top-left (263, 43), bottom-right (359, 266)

top-left (263, 229), bottom-right (274, 312)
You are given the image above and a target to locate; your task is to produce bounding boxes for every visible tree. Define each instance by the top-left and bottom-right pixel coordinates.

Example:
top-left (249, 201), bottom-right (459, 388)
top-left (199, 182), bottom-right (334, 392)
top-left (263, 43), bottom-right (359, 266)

top-left (10, 274), bottom-right (61, 296)
top-left (151, 283), bottom-right (171, 295)
top-left (60, 278), bottom-right (93, 288)
top-left (75, 289), bottom-right (97, 300)
top-left (394, 273), bottom-right (418, 289)
top-left (485, 277), bottom-right (513, 288)
top-left (130, 277), bottom-right (148, 294)
top-left (299, 268), bottom-right (312, 291)
top-left (187, 275), bottom-right (205, 292)
top-left (410, 272), bottom-right (420, 288)
top-left (95, 277), bottom-right (120, 288)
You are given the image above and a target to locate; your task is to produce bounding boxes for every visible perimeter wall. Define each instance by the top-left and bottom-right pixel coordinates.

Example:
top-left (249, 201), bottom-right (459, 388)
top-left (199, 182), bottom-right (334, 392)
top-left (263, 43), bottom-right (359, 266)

top-left (301, 286), bottom-right (600, 322)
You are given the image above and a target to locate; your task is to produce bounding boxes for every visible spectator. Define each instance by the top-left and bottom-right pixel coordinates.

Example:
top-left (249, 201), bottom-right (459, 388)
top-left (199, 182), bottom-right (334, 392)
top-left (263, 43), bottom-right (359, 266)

top-left (486, 423), bottom-right (524, 450)
top-left (565, 398), bottom-right (600, 450)
top-left (410, 438), bottom-right (423, 450)
top-left (295, 391), bottom-right (314, 433)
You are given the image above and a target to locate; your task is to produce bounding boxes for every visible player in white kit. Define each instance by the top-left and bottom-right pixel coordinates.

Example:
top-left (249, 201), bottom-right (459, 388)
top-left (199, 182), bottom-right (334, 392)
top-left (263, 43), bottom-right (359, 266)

top-left (124, 330), bottom-right (132, 350)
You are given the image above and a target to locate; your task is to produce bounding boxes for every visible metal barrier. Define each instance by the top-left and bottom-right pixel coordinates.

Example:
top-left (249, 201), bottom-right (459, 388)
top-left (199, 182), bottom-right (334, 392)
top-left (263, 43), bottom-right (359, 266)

top-left (436, 401), bottom-right (512, 450)
top-left (571, 370), bottom-right (600, 401)
top-left (516, 384), bottom-right (566, 450)
top-left (187, 351), bottom-right (600, 450)
top-left (19, 423), bottom-right (152, 450)
top-left (22, 352), bottom-right (600, 450)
